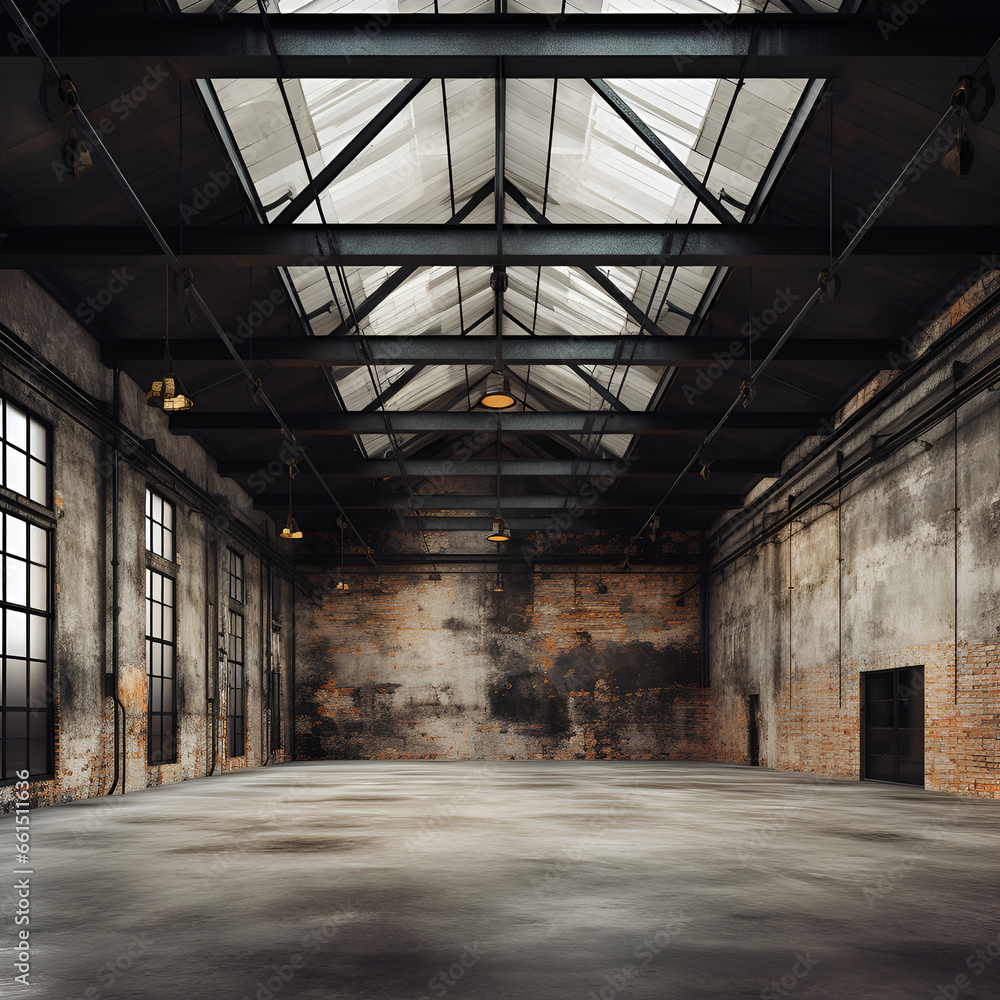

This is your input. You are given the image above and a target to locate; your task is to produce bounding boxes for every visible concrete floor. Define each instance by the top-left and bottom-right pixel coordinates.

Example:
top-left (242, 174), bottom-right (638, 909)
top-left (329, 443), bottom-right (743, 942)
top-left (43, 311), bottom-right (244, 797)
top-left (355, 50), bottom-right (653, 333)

top-left (3, 761), bottom-right (1000, 1000)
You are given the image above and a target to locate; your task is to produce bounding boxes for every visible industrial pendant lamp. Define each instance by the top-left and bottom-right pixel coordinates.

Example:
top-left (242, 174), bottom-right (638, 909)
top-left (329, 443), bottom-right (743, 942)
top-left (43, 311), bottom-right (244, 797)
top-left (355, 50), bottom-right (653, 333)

top-left (492, 567), bottom-right (504, 593)
top-left (147, 267), bottom-right (194, 412)
top-left (486, 516), bottom-right (511, 543)
top-left (480, 267), bottom-right (516, 409)
top-left (480, 370), bottom-right (516, 410)
top-left (334, 516), bottom-right (349, 591)
top-left (485, 425), bottom-right (511, 543)
top-left (279, 462), bottom-right (303, 539)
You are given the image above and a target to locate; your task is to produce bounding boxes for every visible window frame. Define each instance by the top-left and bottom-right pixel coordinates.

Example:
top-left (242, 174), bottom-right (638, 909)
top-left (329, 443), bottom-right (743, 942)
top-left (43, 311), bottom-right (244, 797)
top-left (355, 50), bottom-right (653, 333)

top-left (226, 609), bottom-right (245, 758)
top-left (145, 566), bottom-right (178, 766)
top-left (227, 548), bottom-right (245, 605)
top-left (144, 487), bottom-right (176, 562)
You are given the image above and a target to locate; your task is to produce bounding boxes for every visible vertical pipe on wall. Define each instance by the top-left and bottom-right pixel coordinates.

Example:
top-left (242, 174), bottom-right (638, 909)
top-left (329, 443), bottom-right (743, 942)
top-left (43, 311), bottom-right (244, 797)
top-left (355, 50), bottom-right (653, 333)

top-left (837, 451), bottom-right (843, 710)
top-left (953, 407), bottom-right (960, 706)
top-left (699, 539), bottom-right (709, 688)
top-left (108, 369), bottom-right (125, 795)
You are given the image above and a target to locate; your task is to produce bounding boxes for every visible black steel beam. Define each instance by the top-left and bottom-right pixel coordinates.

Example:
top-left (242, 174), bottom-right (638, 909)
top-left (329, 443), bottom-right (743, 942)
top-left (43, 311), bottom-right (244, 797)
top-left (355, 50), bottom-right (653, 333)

top-left (217, 458), bottom-right (775, 477)
top-left (315, 516), bottom-right (657, 533)
top-left (19, 15), bottom-right (1000, 79)
top-left (260, 493), bottom-right (741, 510)
top-left (588, 78), bottom-right (737, 226)
top-left (7, 224), bottom-right (991, 269)
top-left (103, 335), bottom-right (899, 366)
top-left (275, 78), bottom-right (431, 225)
top-left (169, 410), bottom-right (824, 434)
top-left (362, 365), bottom-right (426, 411)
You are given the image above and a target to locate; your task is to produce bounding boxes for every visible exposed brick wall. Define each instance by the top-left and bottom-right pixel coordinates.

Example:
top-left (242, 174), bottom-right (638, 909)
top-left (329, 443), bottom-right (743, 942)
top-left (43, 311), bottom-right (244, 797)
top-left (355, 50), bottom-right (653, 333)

top-left (707, 288), bottom-right (1000, 800)
top-left (295, 562), bottom-right (711, 761)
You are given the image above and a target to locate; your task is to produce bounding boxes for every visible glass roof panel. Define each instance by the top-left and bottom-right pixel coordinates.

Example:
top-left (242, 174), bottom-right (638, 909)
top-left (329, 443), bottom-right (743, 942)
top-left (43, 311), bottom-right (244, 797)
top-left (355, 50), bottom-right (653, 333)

top-left (208, 0), bottom-right (837, 463)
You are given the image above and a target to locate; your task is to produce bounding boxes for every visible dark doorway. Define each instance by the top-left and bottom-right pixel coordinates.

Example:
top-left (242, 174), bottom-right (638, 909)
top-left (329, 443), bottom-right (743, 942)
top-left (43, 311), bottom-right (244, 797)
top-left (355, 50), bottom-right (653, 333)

top-left (863, 666), bottom-right (924, 785)
top-left (748, 694), bottom-right (760, 766)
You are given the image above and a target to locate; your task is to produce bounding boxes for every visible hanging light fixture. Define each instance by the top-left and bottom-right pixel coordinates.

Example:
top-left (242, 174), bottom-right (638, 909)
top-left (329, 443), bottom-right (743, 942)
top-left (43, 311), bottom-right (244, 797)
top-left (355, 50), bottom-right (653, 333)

top-left (334, 516), bottom-right (349, 591)
top-left (279, 461), bottom-right (303, 539)
top-left (486, 516), bottom-right (511, 543)
top-left (942, 124), bottom-right (974, 177)
top-left (147, 267), bottom-right (194, 412)
top-left (485, 424), bottom-right (511, 543)
top-left (480, 267), bottom-right (516, 409)
top-left (480, 370), bottom-right (516, 410)
top-left (492, 567), bottom-right (504, 593)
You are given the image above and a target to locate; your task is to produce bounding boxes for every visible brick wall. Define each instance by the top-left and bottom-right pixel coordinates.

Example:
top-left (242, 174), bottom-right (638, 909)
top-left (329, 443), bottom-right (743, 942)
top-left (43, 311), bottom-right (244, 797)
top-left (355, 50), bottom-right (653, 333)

top-left (294, 559), bottom-right (711, 761)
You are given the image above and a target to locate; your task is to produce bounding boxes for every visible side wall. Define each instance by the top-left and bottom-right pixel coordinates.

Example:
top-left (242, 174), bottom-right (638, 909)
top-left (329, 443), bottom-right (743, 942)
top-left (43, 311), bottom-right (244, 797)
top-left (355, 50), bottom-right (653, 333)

top-left (707, 288), bottom-right (1000, 798)
top-left (295, 561), bottom-right (710, 760)
top-left (0, 271), bottom-right (296, 810)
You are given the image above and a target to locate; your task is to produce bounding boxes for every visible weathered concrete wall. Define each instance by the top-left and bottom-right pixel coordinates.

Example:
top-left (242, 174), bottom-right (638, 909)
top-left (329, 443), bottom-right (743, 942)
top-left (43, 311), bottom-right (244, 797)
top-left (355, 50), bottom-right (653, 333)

top-left (294, 554), bottom-right (710, 760)
top-left (708, 278), bottom-right (1000, 798)
top-left (0, 272), bottom-right (296, 811)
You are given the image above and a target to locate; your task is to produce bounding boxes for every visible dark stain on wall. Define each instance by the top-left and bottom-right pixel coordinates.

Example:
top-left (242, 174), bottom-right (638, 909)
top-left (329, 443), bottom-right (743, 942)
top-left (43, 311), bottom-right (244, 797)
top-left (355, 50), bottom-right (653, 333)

top-left (489, 668), bottom-right (570, 735)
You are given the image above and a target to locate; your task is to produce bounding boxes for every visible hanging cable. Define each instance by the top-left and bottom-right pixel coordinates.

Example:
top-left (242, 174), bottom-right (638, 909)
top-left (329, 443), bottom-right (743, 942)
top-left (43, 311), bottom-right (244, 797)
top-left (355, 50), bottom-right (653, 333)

top-left (1, 0), bottom-right (381, 574)
top-left (622, 40), bottom-right (1000, 564)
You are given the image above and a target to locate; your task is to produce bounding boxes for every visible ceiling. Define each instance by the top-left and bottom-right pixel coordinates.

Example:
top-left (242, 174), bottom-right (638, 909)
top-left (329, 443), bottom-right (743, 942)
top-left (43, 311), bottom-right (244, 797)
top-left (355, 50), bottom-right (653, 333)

top-left (1, 0), bottom-right (999, 552)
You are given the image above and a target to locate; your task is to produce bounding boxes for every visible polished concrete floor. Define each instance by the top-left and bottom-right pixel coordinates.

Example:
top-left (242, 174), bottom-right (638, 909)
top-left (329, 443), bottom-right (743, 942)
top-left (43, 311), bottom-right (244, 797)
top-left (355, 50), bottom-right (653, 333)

top-left (4, 761), bottom-right (1000, 999)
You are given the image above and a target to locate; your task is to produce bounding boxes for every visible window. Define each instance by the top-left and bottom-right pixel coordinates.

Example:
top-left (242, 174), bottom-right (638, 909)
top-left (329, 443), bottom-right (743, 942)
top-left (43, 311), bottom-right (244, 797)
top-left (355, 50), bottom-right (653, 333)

top-left (0, 398), bottom-right (48, 507)
top-left (227, 549), bottom-right (244, 603)
top-left (145, 488), bottom-right (175, 560)
top-left (145, 568), bottom-right (177, 764)
top-left (1, 513), bottom-right (51, 779)
top-left (226, 610), bottom-right (245, 757)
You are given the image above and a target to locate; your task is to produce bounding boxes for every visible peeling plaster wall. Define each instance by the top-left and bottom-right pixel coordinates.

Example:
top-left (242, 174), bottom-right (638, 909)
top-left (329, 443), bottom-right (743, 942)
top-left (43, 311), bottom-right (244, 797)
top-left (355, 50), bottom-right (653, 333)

top-left (295, 562), bottom-right (709, 761)
top-left (0, 272), bottom-right (296, 810)
top-left (708, 293), bottom-right (1000, 799)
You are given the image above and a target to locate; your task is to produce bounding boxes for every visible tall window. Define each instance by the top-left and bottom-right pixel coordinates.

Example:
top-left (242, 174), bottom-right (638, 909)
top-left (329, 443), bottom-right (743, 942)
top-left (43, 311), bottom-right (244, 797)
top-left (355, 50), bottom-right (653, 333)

top-left (145, 488), bottom-right (175, 560)
top-left (1, 514), bottom-right (51, 779)
top-left (1, 398), bottom-right (48, 507)
top-left (1, 396), bottom-right (52, 781)
top-left (145, 569), bottom-right (177, 764)
top-left (227, 549), bottom-right (244, 603)
top-left (226, 610), bottom-right (245, 757)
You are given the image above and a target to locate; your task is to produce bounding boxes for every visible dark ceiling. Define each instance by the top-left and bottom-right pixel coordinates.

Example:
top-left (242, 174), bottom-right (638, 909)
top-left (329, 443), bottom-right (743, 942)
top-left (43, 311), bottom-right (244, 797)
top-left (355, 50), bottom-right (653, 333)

top-left (1, 0), bottom-right (999, 551)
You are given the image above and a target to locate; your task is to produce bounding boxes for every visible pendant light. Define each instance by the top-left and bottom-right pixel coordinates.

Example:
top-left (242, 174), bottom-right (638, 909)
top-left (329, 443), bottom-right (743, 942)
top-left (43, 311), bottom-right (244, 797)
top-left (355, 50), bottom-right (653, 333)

top-left (334, 516), bottom-right (349, 591)
top-left (279, 461), bottom-right (303, 539)
top-left (485, 424), bottom-right (511, 543)
top-left (480, 267), bottom-right (516, 409)
top-left (147, 267), bottom-right (194, 412)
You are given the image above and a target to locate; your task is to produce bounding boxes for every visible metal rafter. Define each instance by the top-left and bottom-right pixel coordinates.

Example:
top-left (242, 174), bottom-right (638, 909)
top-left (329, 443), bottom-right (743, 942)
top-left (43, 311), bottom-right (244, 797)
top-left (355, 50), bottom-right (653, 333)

top-left (103, 335), bottom-right (899, 366)
top-left (587, 78), bottom-right (737, 226)
top-left (169, 410), bottom-right (825, 434)
top-left (17, 14), bottom-right (1000, 79)
top-left (275, 77), bottom-right (431, 224)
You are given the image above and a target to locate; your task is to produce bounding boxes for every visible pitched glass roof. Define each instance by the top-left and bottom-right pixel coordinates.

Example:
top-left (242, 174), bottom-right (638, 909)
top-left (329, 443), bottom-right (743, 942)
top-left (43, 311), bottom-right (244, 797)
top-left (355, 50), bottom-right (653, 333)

top-left (203, 1), bottom-right (839, 461)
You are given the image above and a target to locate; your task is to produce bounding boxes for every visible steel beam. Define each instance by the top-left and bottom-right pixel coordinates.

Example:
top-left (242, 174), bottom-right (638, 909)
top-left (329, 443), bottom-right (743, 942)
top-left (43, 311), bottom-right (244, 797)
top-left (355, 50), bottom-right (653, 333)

top-left (169, 410), bottom-right (824, 434)
top-left (258, 493), bottom-right (741, 510)
top-left (217, 458), bottom-right (775, 477)
top-left (275, 78), bottom-right (431, 225)
top-left (6, 224), bottom-right (990, 269)
top-left (17, 15), bottom-right (1000, 79)
top-left (102, 335), bottom-right (899, 366)
top-left (588, 78), bottom-right (737, 226)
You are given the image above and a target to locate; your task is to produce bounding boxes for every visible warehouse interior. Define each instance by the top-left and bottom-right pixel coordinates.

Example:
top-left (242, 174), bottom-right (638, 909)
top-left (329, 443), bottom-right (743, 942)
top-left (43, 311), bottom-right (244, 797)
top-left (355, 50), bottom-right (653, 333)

top-left (0, 0), bottom-right (999, 997)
